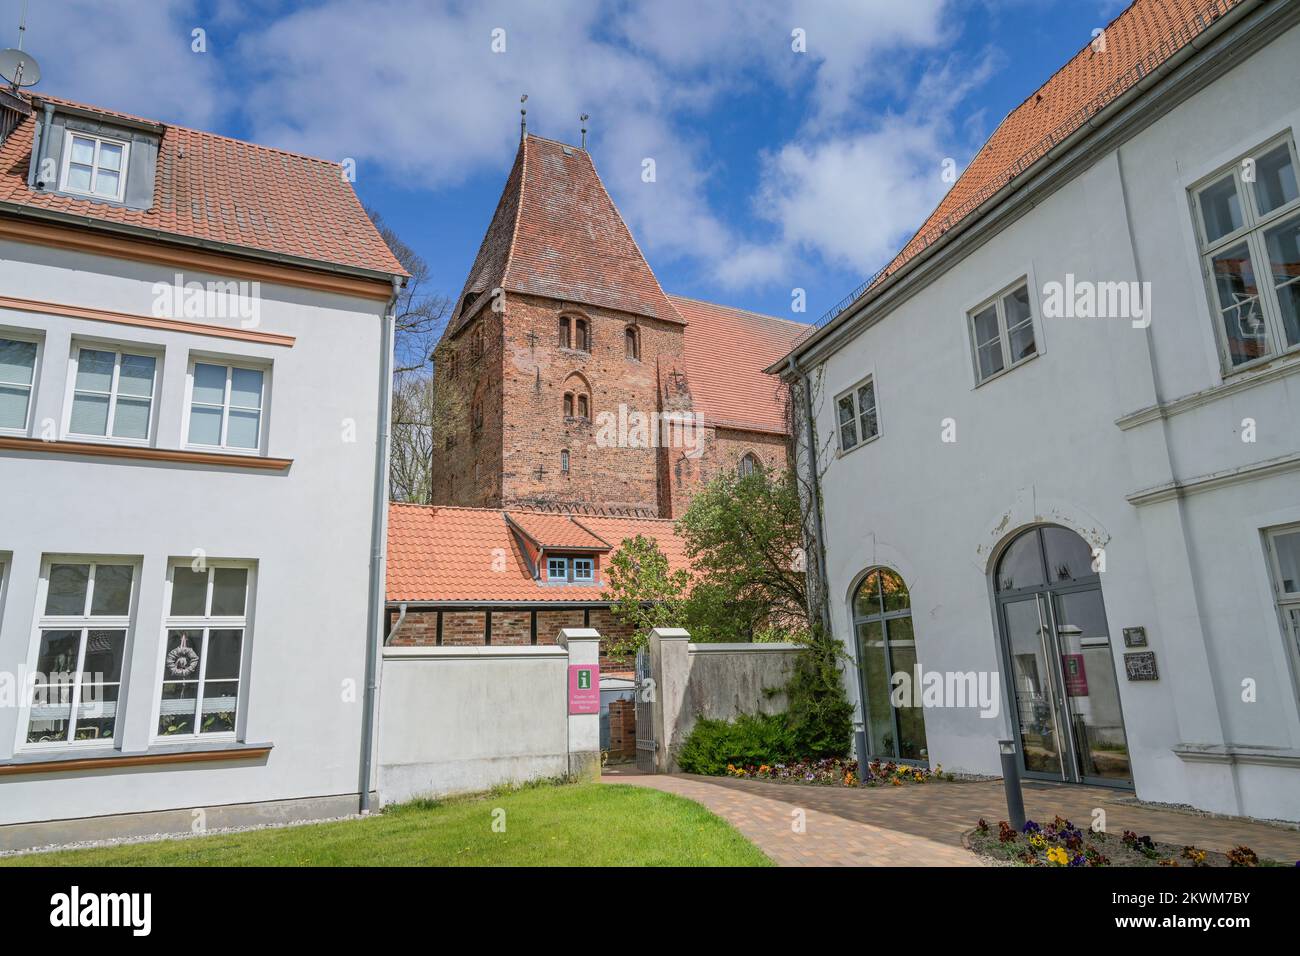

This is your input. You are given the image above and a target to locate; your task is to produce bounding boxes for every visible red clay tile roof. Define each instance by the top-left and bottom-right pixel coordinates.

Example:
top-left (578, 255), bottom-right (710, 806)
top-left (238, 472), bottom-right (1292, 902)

top-left (451, 134), bottom-right (683, 332)
top-left (0, 93), bottom-right (405, 277)
top-left (387, 502), bottom-right (689, 603)
top-left (673, 295), bottom-right (804, 433)
top-left (872, 0), bottom-right (1242, 290)
top-left (506, 511), bottom-right (611, 550)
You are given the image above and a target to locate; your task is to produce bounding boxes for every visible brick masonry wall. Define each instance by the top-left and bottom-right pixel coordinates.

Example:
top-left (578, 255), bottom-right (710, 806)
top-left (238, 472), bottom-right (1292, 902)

top-left (536, 608), bottom-right (584, 645)
top-left (667, 426), bottom-right (789, 515)
top-left (430, 305), bottom-right (505, 507)
top-left (499, 293), bottom-right (684, 515)
top-left (607, 698), bottom-right (636, 758)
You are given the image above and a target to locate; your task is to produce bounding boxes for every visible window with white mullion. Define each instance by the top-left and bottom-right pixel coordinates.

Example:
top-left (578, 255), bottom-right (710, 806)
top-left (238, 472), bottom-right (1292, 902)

top-left (68, 346), bottom-right (156, 441)
top-left (0, 335), bottom-right (38, 431)
top-left (59, 131), bottom-right (128, 202)
top-left (547, 557), bottom-right (568, 582)
top-left (188, 361), bottom-right (264, 451)
top-left (968, 281), bottom-right (1036, 385)
top-left (1195, 135), bottom-right (1300, 370)
top-left (159, 563), bottom-right (250, 737)
top-left (24, 559), bottom-right (134, 747)
top-left (1266, 526), bottom-right (1300, 680)
top-left (835, 374), bottom-right (879, 452)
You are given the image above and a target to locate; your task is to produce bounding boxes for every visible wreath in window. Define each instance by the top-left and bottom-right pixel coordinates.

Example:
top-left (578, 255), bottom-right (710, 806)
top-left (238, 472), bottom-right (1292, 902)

top-left (166, 636), bottom-right (200, 678)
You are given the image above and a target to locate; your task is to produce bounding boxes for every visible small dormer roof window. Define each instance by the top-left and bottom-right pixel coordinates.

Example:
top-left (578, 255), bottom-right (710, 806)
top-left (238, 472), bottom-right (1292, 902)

top-left (59, 130), bottom-right (128, 202)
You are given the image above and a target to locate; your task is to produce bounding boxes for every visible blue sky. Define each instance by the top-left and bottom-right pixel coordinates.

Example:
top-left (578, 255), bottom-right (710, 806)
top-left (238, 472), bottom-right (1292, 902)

top-left (6, 0), bottom-right (1130, 323)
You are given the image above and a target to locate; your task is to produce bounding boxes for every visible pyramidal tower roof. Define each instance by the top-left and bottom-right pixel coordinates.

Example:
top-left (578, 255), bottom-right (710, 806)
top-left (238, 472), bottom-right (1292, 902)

top-left (450, 134), bottom-right (684, 333)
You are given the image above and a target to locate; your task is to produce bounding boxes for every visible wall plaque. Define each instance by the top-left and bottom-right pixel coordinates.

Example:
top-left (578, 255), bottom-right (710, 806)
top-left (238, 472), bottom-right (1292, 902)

top-left (1122, 626), bottom-right (1148, 648)
top-left (1124, 651), bottom-right (1158, 681)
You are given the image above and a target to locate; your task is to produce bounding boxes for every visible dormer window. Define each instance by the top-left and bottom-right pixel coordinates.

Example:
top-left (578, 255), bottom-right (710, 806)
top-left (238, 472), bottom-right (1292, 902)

top-left (59, 131), bottom-right (128, 202)
top-left (545, 555), bottom-right (596, 584)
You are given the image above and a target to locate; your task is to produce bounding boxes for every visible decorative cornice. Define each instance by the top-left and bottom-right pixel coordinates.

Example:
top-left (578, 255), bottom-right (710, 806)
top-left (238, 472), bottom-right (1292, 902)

top-left (1126, 452), bottom-right (1300, 506)
top-left (1116, 353), bottom-right (1300, 430)
top-left (0, 215), bottom-right (395, 301)
top-left (0, 294), bottom-right (296, 347)
top-left (0, 436), bottom-right (293, 471)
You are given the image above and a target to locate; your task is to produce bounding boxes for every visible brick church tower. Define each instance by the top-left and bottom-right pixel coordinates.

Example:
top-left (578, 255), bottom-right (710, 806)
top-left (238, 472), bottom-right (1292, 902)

top-left (429, 133), bottom-right (804, 517)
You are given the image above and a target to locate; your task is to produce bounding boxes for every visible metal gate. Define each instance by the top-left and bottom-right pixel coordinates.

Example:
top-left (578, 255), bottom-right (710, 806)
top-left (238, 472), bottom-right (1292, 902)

top-left (634, 647), bottom-right (657, 772)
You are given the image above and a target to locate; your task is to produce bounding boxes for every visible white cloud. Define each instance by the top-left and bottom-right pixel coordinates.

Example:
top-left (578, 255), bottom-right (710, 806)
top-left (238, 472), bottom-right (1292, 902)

top-left (10, 0), bottom-right (223, 128)
top-left (5, 0), bottom-right (1000, 297)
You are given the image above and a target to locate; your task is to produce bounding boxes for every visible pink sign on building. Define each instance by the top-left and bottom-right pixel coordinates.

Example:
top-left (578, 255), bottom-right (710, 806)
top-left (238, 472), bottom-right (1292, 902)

top-left (568, 663), bottom-right (600, 715)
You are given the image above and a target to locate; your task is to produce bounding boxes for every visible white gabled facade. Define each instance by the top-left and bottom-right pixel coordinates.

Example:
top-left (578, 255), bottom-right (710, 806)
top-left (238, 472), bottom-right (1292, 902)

top-left (0, 97), bottom-right (400, 847)
top-left (787, 2), bottom-right (1300, 821)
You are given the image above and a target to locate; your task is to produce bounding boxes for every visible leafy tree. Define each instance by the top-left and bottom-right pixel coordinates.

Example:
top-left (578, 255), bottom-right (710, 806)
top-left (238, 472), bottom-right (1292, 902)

top-left (601, 534), bottom-right (690, 658)
top-left (676, 468), bottom-right (808, 641)
top-left (368, 208), bottom-right (453, 503)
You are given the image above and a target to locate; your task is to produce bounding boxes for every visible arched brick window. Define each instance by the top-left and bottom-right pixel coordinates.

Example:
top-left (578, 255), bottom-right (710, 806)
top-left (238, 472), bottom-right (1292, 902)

top-left (625, 325), bottom-right (640, 360)
top-left (561, 449), bottom-right (570, 474)
top-left (738, 453), bottom-right (761, 478)
top-left (575, 317), bottom-right (591, 352)
top-left (562, 371), bottom-right (592, 422)
top-left (558, 317), bottom-right (571, 349)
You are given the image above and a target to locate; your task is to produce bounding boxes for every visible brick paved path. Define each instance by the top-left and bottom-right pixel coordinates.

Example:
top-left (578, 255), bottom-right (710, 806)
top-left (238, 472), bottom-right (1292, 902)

top-left (602, 767), bottom-right (1300, 866)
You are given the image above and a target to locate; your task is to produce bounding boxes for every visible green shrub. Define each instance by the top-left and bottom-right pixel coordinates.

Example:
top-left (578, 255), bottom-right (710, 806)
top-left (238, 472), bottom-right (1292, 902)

top-left (784, 636), bottom-right (853, 759)
top-left (675, 639), bottom-right (852, 774)
top-left (676, 713), bottom-right (796, 775)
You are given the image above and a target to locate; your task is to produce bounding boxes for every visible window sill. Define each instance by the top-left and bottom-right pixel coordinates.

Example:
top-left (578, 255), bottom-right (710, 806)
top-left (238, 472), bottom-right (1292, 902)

top-left (972, 350), bottom-right (1039, 390)
top-left (0, 740), bottom-right (273, 776)
top-left (0, 436), bottom-right (291, 471)
top-left (836, 431), bottom-right (881, 459)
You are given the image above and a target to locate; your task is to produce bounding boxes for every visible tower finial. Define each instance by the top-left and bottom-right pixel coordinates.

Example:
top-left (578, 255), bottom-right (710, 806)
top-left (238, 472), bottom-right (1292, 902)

top-left (519, 93), bottom-right (528, 143)
top-left (580, 113), bottom-right (589, 149)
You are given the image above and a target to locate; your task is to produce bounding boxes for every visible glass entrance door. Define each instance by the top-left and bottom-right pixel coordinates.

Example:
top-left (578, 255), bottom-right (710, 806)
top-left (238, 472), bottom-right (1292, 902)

top-left (1050, 589), bottom-right (1132, 784)
top-left (994, 525), bottom-right (1133, 787)
top-left (1002, 595), bottom-right (1066, 778)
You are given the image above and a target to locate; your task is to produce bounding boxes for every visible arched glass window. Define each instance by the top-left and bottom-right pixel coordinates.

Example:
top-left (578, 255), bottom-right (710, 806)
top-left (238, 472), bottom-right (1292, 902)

top-left (558, 317), bottom-right (571, 349)
top-left (625, 326), bottom-right (640, 360)
top-left (563, 392), bottom-right (574, 418)
top-left (575, 318), bottom-right (590, 352)
top-left (737, 453), bottom-right (761, 478)
top-left (560, 449), bottom-right (570, 474)
top-left (995, 525), bottom-right (1097, 593)
top-left (852, 568), bottom-right (928, 761)
top-left (577, 394), bottom-right (589, 419)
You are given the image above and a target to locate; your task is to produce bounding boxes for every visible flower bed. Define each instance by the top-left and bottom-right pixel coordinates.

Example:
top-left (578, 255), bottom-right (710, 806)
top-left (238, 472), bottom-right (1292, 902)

top-left (723, 758), bottom-right (953, 788)
top-left (966, 816), bottom-right (1284, 867)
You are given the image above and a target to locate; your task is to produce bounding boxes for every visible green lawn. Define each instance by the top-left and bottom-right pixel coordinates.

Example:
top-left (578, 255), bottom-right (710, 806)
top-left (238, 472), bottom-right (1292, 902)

top-left (2, 781), bottom-right (771, 867)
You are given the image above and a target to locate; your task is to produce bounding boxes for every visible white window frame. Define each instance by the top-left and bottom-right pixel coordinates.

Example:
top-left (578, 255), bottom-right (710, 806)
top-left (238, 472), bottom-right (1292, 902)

top-left (967, 278), bottom-right (1038, 386)
top-left (834, 374), bottom-right (880, 454)
top-left (152, 560), bottom-right (255, 741)
top-left (572, 558), bottom-right (595, 583)
top-left (58, 130), bottom-right (130, 203)
top-left (17, 555), bottom-right (140, 752)
top-left (1266, 524), bottom-right (1300, 692)
top-left (183, 357), bottom-right (268, 453)
top-left (546, 556), bottom-right (568, 582)
top-left (0, 330), bottom-right (42, 435)
top-left (63, 342), bottom-right (159, 445)
top-left (1191, 133), bottom-right (1300, 374)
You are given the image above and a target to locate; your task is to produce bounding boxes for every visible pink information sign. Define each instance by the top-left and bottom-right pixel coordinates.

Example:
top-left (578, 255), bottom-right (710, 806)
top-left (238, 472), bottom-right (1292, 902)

top-left (568, 663), bottom-right (600, 715)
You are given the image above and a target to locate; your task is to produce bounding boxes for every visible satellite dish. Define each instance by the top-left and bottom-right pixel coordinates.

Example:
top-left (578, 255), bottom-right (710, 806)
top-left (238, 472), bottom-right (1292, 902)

top-left (0, 48), bottom-right (40, 88)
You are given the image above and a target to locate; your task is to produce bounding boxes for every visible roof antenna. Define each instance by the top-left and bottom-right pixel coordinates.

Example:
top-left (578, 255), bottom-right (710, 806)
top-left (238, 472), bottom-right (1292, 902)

top-left (0, 0), bottom-right (41, 93)
top-left (580, 113), bottom-right (589, 149)
top-left (519, 93), bottom-right (528, 143)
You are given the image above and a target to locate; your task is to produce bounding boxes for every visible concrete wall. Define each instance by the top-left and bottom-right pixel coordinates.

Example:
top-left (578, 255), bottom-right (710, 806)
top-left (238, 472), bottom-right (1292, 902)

top-left (376, 629), bottom-right (600, 804)
top-left (0, 238), bottom-right (386, 828)
top-left (647, 629), bottom-right (802, 772)
top-left (798, 17), bottom-right (1300, 821)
